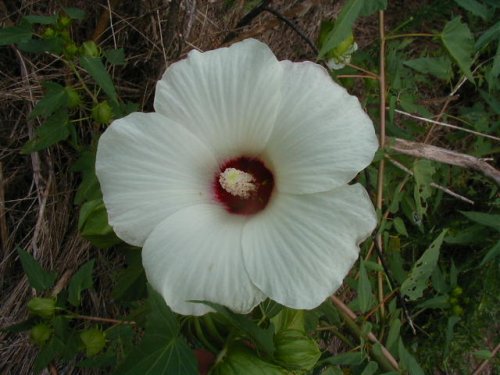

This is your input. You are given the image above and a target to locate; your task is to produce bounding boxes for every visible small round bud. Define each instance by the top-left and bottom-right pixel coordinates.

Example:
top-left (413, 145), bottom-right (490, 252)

top-left (31, 323), bottom-right (52, 346)
top-left (27, 297), bottom-right (56, 319)
top-left (274, 330), bottom-right (321, 370)
top-left (80, 41), bottom-right (100, 57)
top-left (451, 286), bottom-right (463, 297)
top-left (65, 87), bottom-right (81, 109)
top-left (92, 101), bottom-right (113, 124)
top-left (452, 305), bottom-right (464, 316)
top-left (80, 328), bottom-right (106, 357)
top-left (64, 42), bottom-right (79, 58)
top-left (58, 15), bottom-right (72, 28)
top-left (448, 297), bottom-right (459, 305)
top-left (42, 27), bottom-right (56, 39)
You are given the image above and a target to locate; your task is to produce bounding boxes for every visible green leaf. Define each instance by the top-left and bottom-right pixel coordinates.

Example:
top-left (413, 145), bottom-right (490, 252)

top-left (475, 21), bottom-right (500, 50)
top-left (385, 318), bottom-right (401, 353)
top-left (80, 56), bottom-right (117, 102)
top-left (17, 247), bottom-right (57, 291)
top-left (78, 198), bottom-right (121, 249)
top-left (480, 240), bottom-right (500, 266)
top-left (415, 295), bottom-right (449, 310)
top-left (393, 217), bottom-right (408, 237)
top-left (413, 159), bottom-right (435, 218)
top-left (104, 48), bottom-right (126, 65)
top-left (319, 0), bottom-right (365, 56)
top-left (0, 23), bottom-right (32, 45)
top-left (357, 259), bottom-right (374, 313)
top-left (445, 315), bottom-right (460, 355)
top-left (360, 0), bottom-right (387, 16)
top-left (23, 15), bottom-right (58, 24)
top-left (440, 17), bottom-right (475, 83)
top-left (68, 259), bottom-right (95, 306)
top-left (472, 350), bottom-right (493, 360)
top-left (72, 149), bottom-right (102, 205)
top-left (321, 352), bottom-right (364, 366)
top-left (33, 336), bottom-right (66, 374)
top-left (401, 230), bottom-right (446, 300)
top-left (271, 308), bottom-right (305, 333)
top-left (29, 82), bottom-right (67, 119)
top-left (403, 56), bottom-right (453, 81)
top-left (112, 249), bottom-right (147, 301)
top-left (22, 111), bottom-right (70, 154)
top-left (454, 0), bottom-right (489, 21)
top-left (460, 211), bottom-right (500, 231)
top-left (212, 346), bottom-right (287, 375)
top-left (18, 37), bottom-right (65, 54)
top-left (398, 339), bottom-right (424, 375)
top-left (360, 361), bottom-right (379, 375)
top-left (63, 7), bottom-right (86, 20)
top-left (113, 287), bottom-right (197, 375)
top-left (200, 301), bottom-right (275, 356)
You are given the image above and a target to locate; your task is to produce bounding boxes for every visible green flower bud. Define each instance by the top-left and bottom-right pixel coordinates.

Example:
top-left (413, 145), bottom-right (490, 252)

top-left (31, 323), bottom-right (52, 346)
top-left (65, 87), bottom-right (81, 109)
top-left (92, 101), bottom-right (113, 124)
top-left (27, 297), bottom-right (56, 319)
top-left (449, 297), bottom-right (459, 305)
top-left (452, 286), bottom-right (463, 297)
top-left (64, 42), bottom-right (79, 58)
top-left (42, 27), bottom-right (56, 39)
top-left (59, 30), bottom-right (71, 42)
top-left (452, 305), bottom-right (464, 316)
top-left (274, 329), bottom-right (321, 370)
top-left (80, 328), bottom-right (106, 357)
top-left (333, 34), bottom-right (355, 58)
top-left (58, 15), bottom-right (72, 28)
top-left (80, 41), bottom-right (100, 57)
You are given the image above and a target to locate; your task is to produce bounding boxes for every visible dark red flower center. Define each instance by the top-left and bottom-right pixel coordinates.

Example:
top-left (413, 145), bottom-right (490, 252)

top-left (214, 156), bottom-right (274, 215)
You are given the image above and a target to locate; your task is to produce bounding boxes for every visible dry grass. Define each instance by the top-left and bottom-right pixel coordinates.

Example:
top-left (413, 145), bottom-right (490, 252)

top-left (0, 1), bottom-right (371, 373)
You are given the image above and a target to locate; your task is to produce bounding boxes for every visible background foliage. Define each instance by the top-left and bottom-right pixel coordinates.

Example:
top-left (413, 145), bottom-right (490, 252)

top-left (0, 0), bottom-right (498, 374)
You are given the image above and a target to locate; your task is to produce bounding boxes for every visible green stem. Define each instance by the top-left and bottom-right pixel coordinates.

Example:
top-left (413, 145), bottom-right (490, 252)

top-left (385, 32), bottom-right (435, 40)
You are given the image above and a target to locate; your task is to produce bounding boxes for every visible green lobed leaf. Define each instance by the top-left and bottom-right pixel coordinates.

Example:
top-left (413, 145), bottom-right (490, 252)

top-left (29, 82), bottom-right (67, 119)
top-left (357, 259), bottom-right (375, 313)
top-left (68, 259), bottom-right (95, 306)
top-left (459, 211), bottom-right (500, 232)
top-left (403, 56), bottom-right (453, 81)
top-left (319, 0), bottom-right (365, 57)
top-left (17, 247), bottom-right (57, 291)
top-left (80, 56), bottom-right (118, 102)
top-left (200, 301), bottom-right (275, 356)
top-left (440, 17), bottom-right (475, 83)
top-left (401, 230), bottom-right (447, 301)
top-left (78, 198), bottom-right (121, 249)
top-left (104, 48), bottom-right (126, 65)
top-left (212, 346), bottom-right (287, 375)
top-left (0, 22), bottom-right (32, 45)
top-left (113, 286), bottom-right (197, 375)
top-left (33, 336), bottom-right (66, 374)
top-left (22, 110), bottom-right (70, 154)
top-left (454, 0), bottom-right (489, 21)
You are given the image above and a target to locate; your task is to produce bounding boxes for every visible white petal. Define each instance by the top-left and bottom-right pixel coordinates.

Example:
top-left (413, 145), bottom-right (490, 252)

top-left (96, 112), bottom-right (218, 247)
top-left (265, 61), bottom-right (379, 194)
top-left (242, 184), bottom-right (376, 309)
top-left (142, 204), bottom-right (265, 316)
top-left (154, 39), bottom-right (283, 161)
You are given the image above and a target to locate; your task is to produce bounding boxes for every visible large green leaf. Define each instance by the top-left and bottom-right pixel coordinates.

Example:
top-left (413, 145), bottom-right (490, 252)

top-left (17, 247), bottom-right (57, 292)
top-left (0, 22), bottom-right (32, 45)
top-left (201, 302), bottom-right (275, 356)
top-left (454, 0), bottom-right (489, 21)
top-left (22, 110), bottom-right (70, 154)
top-left (403, 56), bottom-right (453, 81)
top-left (319, 0), bottom-right (365, 57)
top-left (80, 56), bottom-right (117, 102)
top-left (68, 259), bottom-right (95, 306)
top-left (440, 17), bottom-right (475, 83)
top-left (212, 346), bottom-right (286, 375)
top-left (401, 230), bottom-right (446, 300)
top-left (398, 339), bottom-right (424, 375)
top-left (475, 21), bottom-right (500, 50)
top-left (460, 211), bottom-right (500, 232)
top-left (113, 287), bottom-right (197, 375)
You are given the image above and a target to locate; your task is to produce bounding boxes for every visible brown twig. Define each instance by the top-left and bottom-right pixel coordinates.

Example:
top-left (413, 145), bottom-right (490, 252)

top-left (376, 10), bottom-right (387, 318)
top-left (331, 296), bottom-right (399, 371)
top-left (69, 314), bottom-right (136, 326)
top-left (91, 0), bottom-right (122, 42)
top-left (389, 137), bottom-right (500, 185)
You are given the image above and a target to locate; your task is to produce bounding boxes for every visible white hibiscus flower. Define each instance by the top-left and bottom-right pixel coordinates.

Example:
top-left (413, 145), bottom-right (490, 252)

top-left (96, 39), bottom-right (378, 316)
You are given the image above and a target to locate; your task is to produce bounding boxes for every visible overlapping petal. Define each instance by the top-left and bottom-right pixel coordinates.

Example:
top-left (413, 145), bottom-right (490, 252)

top-left (96, 112), bottom-right (217, 246)
top-left (264, 61), bottom-right (378, 194)
top-left (142, 204), bottom-right (266, 316)
top-left (154, 39), bottom-right (283, 161)
top-left (242, 184), bottom-right (377, 309)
